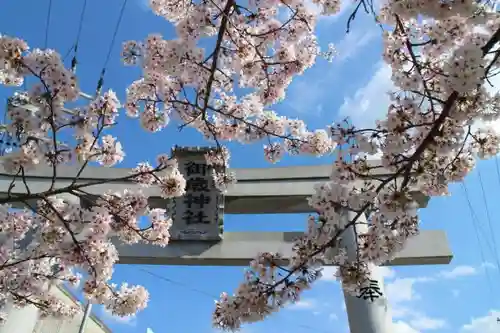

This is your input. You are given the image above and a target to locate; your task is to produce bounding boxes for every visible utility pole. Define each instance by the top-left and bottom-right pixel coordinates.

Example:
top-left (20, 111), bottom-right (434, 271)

top-left (77, 302), bottom-right (92, 333)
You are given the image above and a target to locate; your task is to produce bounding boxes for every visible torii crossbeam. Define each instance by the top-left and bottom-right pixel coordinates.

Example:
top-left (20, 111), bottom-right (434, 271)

top-left (0, 155), bottom-right (450, 266)
top-left (0, 149), bottom-right (453, 333)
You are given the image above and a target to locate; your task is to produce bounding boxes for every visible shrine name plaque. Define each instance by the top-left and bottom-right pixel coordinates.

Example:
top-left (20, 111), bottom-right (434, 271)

top-left (169, 146), bottom-right (224, 241)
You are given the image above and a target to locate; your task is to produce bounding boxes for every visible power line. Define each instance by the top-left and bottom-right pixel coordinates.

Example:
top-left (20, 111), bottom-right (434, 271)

top-left (139, 268), bottom-right (218, 299)
top-left (44, 0), bottom-right (53, 48)
top-left (476, 168), bottom-right (500, 270)
top-left (461, 181), bottom-right (497, 257)
top-left (66, 0), bottom-right (89, 72)
top-left (494, 155), bottom-right (500, 201)
top-left (138, 268), bottom-right (331, 332)
top-left (102, 0), bottom-right (128, 72)
top-left (95, 0), bottom-right (129, 95)
top-left (62, 44), bottom-right (76, 62)
top-left (461, 182), bottom-right (498, 307)
top-left (74, 0), bottom-right (89, 51)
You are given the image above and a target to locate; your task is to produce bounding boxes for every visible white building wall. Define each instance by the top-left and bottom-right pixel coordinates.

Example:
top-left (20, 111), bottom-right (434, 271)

top-left (0, 302), bottom-right (40, 333)
top-left (0, 286), bottom-right (110, 333)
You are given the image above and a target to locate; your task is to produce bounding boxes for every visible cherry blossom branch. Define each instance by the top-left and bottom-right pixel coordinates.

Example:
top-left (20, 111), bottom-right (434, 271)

top-left (213, 3), bottom-right (500, 330)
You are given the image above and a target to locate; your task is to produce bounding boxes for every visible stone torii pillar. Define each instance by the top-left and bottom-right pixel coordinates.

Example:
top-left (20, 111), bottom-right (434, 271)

top-left (342, 210), bottom-right (392, 333)
top-left (0, 149), bottom-right (452, 333)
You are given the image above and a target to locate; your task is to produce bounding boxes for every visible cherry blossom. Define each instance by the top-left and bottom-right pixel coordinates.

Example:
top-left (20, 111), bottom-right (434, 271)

top-left (122, 0), bottom-right (339, 169)
top-left (0, 33), bottom-right (189, 321)
top-left (1, 0), bottom-right (500, 331)
top-left (211, 1), bottom-right (500, 331)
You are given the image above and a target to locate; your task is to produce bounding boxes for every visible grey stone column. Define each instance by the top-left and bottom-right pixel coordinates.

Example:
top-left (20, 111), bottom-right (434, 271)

top-left (78, 302), bottom-right (92, 333)
top-left (340, 210), bottom-right (393, 333)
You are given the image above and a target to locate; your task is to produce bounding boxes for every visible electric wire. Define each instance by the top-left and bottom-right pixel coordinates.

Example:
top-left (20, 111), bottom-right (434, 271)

top-left (476, 168), bottom-right (500, 272)
top-left (138, 268), bottom-right (332, 333)
top-left (63, 45), bottom-right (76, 62)
top-left (67, 0), bottom-right (89, 72)
top-left (139, 269), bottom-right (219, 299)
top-left (494, 155), bottom-right (500, 204)
top-left (460, 180), bottom-right (497, 256)
top-left (74, 0), bottom-right (89, 50)
top-left (102, 0), bottom-right (128, 72)
top-left (95, 0), bottom-right (129, 96)
top-left (461, 182), bottom-right (497, 307)
top-left (44, 0), bottom-right (53, 48)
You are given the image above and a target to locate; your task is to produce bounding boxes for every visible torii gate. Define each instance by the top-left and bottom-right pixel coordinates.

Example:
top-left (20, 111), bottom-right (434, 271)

top-left (0, 147), bottom-right (452, 333)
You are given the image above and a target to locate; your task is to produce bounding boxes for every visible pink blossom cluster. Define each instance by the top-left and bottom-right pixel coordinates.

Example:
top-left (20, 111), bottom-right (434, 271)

top-left (0, 34), bottom-right (191, 322)
top-left (212, 1), bottom-right (500, 331)
top-left (122, 0), bottom-right (339, 167)
top-left (1, 0), bottom-right (500, 330)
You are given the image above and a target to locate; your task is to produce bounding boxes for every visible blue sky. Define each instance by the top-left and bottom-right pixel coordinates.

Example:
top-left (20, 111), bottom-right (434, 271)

top-left (1, 0), bottom-right (500, 332)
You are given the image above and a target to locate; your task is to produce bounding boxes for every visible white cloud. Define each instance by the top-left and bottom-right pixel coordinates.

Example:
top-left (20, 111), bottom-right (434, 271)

top-left (320, 266), bottom-right (395, 282)
top-left (285, 3), bottom-right (380, 118)
top-left (437, 263), bottom-right (497, 280)
top-left (432, 263), bottom-right (495, 280)
top-left (410, 314), bottom-right (447, 330)
top-left (384, 273), bottom-right (448, 330)
top-left (382, 263), bottom-right (494, 331)
top-left (481, 262), bottom-right (496, 270)
top-left (391, 305), bottom-right (414, 319)
top-left (319, 263), bottom-right (485, 332)
top-left (438, 265), bottom-right (477, 279)
top-left (338, 61), bottom-right (393, 128)
top-left (383, 264), bottom-right (485, 306)
top-left (146, 328), bottom-right (154, 333)
top-left (385, 276), bottom-right (432, 304)
top-left (286, 78), bottom-right (326, 116)
top-left (390, 298), bottom-right (447, 331)
top-left (335, 28), bottom-right (378, 63)
top-left (289, 299), bottom-right (316, 310)
top-left (392, 321), bottom-right (421, 333)
top-left (460, 310), bottom-right (500, 333)
top-left (379, 266), bottom-right (396, 280)
top-left (336, 50), bottom-right (500, 131)
top-left (320, 266), bottom-right (446, 330)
